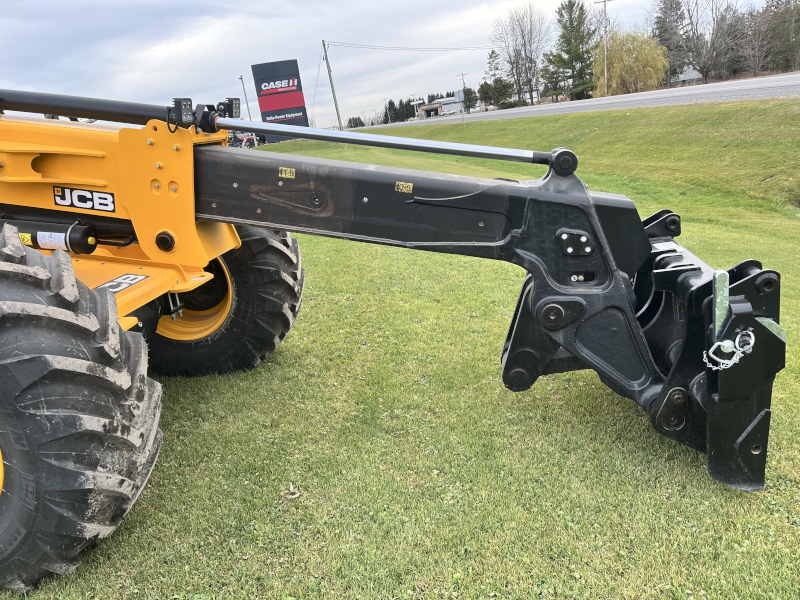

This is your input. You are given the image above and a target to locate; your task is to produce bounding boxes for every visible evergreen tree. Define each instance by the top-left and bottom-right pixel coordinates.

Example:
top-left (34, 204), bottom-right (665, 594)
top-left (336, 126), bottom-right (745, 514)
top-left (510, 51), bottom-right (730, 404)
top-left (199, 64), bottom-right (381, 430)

top-left (347, 116), bottom-right (365, 128)
top-left (485, 50), bottom-right (504, 80)
top-left (462, 87), bottom-right (478, 113)
top-left (544, 0), bottom-right (597, 100)
top-left (653, 0), bottom-right (688, 81)
top-left (478, 81), bottom-right (493, 107)
top-left (490, 77), bottom-right (514, 106)
top-left (766, 0), bottom-right (800, 71)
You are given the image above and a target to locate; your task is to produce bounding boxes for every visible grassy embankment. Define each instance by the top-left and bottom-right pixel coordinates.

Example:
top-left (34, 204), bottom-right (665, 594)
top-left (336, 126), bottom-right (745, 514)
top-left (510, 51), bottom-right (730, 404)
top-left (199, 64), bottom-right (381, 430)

top-left (19, 100), bottom-right (800, 599)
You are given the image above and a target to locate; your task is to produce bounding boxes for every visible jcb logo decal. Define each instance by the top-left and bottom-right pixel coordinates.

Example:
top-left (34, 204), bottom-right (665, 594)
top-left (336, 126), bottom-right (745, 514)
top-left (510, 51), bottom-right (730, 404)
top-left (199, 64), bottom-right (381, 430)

top-left (97, 274), bottom-right (148, 294)
top-left (54, 186), bottom-right (115, 213)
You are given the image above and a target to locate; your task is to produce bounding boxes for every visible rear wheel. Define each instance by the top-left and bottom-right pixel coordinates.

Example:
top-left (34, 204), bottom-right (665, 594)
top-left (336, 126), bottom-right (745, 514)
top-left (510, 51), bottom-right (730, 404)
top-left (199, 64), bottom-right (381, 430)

top-left (0, 224), bottom-right (163, 592)
top-left (145, 226), bottom-right (304, 376)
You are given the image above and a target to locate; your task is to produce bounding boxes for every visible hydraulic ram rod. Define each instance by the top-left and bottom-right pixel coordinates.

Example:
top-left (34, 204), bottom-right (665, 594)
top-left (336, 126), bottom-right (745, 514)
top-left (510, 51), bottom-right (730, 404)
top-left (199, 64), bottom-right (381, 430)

top-left (0, 88), bottom-right (169, 125)
top-left (214, 116), bottom-right (552, 165)
top-left (0, 89), bottom-right (558, 167)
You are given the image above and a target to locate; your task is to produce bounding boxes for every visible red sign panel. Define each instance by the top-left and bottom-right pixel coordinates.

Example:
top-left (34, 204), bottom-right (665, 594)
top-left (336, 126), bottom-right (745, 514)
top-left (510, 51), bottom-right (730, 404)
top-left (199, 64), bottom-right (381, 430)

top-left (251, 60), bottom-right (309, 142)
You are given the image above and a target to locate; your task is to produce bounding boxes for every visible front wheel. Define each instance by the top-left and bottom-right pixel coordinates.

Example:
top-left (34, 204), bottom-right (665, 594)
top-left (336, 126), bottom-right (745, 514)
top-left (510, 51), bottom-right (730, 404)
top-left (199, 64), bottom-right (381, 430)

top-left (144, 226), bottom-right (304, 376)
top-left (0, 224), bottom-right (163, 592)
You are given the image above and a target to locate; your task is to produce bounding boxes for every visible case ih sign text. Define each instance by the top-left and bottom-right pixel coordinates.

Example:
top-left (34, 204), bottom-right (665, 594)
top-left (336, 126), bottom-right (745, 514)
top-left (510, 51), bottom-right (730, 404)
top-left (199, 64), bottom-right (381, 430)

top-left (251, 60), bottom-right (309, 142)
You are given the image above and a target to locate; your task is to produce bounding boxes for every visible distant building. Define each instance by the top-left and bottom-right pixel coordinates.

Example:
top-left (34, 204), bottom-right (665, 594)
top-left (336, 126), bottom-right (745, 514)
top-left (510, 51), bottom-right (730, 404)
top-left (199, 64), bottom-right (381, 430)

top-left (673, 66), bottom-right (702, 85)
top-left (417, 101), bottom-right (442, 118)
top-left (417, 96), bottom-right (463, 119)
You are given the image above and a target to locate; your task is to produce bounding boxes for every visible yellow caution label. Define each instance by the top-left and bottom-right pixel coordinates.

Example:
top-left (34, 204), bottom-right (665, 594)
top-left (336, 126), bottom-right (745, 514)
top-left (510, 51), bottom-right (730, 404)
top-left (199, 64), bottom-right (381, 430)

top-left (278, 167), bottom-right (296, 179)
top-left (395, 181), bottom-right (413, 193)
top-left (19, 233), bottom-right (32, 246)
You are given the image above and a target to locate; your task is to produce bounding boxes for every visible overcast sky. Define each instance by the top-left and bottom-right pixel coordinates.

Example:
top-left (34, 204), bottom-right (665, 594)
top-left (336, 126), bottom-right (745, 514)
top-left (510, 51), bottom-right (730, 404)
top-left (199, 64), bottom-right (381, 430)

top-left (2, 0), bottom-right (647, 128)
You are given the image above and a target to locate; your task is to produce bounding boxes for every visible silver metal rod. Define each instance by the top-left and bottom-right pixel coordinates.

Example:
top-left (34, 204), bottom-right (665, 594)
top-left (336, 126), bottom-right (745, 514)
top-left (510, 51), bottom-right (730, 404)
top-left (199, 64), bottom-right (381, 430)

top-left (214, 116), bottom-right (549, 164)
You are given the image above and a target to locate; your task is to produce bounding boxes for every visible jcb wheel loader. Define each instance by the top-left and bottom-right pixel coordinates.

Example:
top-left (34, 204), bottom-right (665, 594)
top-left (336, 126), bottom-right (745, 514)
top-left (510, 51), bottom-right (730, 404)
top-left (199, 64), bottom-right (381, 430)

top-left (0, 89), bottom-right (786, 592)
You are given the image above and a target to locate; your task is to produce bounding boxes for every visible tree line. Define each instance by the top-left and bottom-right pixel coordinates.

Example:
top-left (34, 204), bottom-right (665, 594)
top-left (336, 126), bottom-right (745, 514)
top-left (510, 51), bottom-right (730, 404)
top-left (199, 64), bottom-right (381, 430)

top-left (486, 0), bottom-right (800, 104)
top-left (347, 0), bottom-right (800, 126)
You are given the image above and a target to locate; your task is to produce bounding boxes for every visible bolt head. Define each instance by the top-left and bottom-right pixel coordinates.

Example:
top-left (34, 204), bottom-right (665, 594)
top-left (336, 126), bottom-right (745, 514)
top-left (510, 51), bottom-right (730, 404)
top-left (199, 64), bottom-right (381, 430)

top-left (660, 412), bottom-right (686, 432)
top-left (154, 183), bottom-right (160, 189)
top-left (541, 303), bottom-right (566, 328)
top-left (567, 247), bottom-right (573, 253)
top-left (668, 388), bottom-right (687, 405)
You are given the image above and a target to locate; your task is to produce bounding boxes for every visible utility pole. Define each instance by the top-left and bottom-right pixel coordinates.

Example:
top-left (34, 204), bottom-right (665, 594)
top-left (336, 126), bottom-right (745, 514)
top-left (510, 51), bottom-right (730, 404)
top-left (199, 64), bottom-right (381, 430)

top-left (238, 75), bottom-right (253, 121)
top-left (384, 98), bottom-right (391, 124)
top-left (594, 0), bottom-right (613, 97)
top-left (457, 72), bottom-right (468, 128)
top-left (322, 40), bottom-right (344, 130)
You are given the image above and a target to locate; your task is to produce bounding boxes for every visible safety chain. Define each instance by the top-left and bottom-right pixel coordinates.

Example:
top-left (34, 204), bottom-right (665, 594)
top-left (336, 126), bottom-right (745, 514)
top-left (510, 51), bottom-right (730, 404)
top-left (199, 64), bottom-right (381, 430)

top-left (703, 330), bottom-right (755, 371)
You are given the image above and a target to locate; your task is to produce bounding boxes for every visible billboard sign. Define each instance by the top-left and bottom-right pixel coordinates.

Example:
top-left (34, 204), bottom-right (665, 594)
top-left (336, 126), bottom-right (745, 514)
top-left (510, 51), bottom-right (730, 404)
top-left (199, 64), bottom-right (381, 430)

top-left (251, 59), bottom-right (309, 142)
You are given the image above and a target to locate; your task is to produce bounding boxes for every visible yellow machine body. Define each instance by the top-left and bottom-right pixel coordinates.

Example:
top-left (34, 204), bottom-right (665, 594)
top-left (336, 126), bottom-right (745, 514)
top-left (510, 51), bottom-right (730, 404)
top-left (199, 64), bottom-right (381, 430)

top-left (0, 114), bottom-right (241, 329)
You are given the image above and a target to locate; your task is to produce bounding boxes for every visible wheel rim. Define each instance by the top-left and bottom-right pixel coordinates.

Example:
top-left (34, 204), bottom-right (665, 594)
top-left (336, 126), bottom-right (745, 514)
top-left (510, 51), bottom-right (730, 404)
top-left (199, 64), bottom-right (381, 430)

top-left (155, 260), bottom-right (233, 341)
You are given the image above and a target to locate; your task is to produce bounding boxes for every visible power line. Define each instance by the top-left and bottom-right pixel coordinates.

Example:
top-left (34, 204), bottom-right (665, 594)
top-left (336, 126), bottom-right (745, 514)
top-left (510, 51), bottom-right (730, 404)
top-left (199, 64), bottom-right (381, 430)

top-left (326, 41), bottom-right (495, 52)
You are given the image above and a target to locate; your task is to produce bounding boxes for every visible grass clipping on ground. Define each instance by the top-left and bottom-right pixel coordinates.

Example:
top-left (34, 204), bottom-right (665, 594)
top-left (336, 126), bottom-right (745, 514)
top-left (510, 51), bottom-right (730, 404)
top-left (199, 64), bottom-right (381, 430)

top-left (27, 100), bottom-right (800, 600)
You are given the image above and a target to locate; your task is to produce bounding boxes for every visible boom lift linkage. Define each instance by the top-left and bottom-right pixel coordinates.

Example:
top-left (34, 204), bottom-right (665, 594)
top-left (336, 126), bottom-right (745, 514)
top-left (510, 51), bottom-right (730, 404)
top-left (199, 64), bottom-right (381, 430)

top-left (0, 85), bottom-right (787, 592)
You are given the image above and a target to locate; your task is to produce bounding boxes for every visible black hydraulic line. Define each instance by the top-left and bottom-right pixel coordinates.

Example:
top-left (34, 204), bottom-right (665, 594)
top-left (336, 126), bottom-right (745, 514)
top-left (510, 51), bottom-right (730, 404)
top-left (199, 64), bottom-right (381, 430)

top-left (0, 89), bottom-right (169, 125)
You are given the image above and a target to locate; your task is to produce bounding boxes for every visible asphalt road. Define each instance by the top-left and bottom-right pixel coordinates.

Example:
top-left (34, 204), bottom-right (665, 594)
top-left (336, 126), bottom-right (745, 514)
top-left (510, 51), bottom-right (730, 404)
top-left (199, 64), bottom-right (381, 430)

top-left (378, 72), bottom-right (800, 128)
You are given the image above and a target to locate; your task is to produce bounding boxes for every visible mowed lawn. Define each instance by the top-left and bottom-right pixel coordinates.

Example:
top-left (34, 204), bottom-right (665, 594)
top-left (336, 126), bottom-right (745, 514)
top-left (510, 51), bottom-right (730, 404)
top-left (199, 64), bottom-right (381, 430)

top-left (20, 101), bottom-right (800, 599)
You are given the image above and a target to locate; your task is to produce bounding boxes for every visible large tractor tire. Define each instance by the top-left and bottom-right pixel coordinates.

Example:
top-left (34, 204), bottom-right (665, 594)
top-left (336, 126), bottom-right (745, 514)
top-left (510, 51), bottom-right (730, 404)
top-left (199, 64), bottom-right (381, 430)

top-left (145, 226), bottom-right (304, 376)
top-left (0, 224), bottom-right (163, 593)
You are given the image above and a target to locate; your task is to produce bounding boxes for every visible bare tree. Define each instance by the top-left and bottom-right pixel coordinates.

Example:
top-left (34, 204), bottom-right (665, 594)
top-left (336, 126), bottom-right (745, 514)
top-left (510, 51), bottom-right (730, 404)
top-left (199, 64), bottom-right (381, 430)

top-left (491, 16), bottom-right (526, 103)
top-left (741, 6), bottom-right (772, 76)
top-left (510, 5), bottom-right (552, 104)
top-left (492, 3), bottom-right (552, 105)
top-left (682, 0), bottom-right (745, 82)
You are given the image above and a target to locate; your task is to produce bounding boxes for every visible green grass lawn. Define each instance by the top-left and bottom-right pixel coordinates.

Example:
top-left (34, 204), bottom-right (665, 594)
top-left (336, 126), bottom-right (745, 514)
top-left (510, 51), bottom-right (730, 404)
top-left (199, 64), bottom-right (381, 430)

top-left (19, 100), bottom-right (800, 599)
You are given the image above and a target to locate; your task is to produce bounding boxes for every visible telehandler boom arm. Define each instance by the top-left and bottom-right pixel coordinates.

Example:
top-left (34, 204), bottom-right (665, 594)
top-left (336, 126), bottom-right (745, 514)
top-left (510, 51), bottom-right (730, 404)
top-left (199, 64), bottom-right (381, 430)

top-left (0, 89), bottom-right (786, 491)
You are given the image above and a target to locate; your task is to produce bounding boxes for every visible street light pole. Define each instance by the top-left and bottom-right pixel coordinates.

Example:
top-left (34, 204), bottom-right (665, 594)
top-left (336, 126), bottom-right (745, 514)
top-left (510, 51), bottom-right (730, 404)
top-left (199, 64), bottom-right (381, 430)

top-left (238, 75), bottom-right (253, 121)
top-left (594, 0), bottom-right (613, 97)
